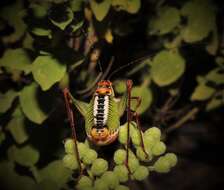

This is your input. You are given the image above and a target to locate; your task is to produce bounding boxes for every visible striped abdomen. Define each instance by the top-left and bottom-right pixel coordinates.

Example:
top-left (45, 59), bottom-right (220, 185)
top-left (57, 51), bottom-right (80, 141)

top-left (93, 95), bottom-right (109, 128)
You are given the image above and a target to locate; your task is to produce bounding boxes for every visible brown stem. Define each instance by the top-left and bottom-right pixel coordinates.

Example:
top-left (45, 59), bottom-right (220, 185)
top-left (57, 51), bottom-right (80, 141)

top-left (166, 107), bottom-right (199, 133)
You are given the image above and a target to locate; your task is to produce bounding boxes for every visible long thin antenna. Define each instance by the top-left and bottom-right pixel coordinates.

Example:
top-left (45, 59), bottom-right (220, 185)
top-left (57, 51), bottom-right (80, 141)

top-left (108, 39), bottom-right (211, 79)
top-left (108, 53), bottom-right (154, 79)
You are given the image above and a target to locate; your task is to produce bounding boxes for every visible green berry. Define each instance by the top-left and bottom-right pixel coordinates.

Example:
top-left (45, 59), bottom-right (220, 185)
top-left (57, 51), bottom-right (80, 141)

top-left (133, 165), bottom-right (149, 181)
top-left (115, 185), bottom-right (130, 190)
top-left (78, 142), bottom-right (89, 159)
top-left (152, 141), bottom-right (166, 156)
top-left (136, 146), bottom-right (152, 162)
top-left (143, 135), bottom-right (156, 150)
top-left (94, 178), bottom-right (109, 190)
top-left (130, 123), bottom-right (142, 146)
top-left (82, 149), bottom-right (98, 165)
top-left (144, 127), bottom-right (161, 141)
top-left (113, 165), bottom-right (129, 183)
top-left (128, 155), bottom-right (139, 173)
top-left (91, 158), bottom-right (108, 176)
top-left (118, 123), bottom-right (127, 144)
top-left (154, 157), bottom-right (170, 173)
top-left (64, 139), bottom-right (75, 154)
top-left (62, 154), bottom-right (78, 170)
top-left (76, 175), bottom-right (92, 190)
top-left (164, 153), bottom-right (178, 167)
top-left (101, 171), bottom-right (119, 189)
top-left (114, 149), bottom-right (126, 165)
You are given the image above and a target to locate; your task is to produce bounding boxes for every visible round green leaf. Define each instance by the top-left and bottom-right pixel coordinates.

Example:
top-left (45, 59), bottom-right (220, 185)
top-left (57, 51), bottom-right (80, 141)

top-left (6, 116), bottom-right (28, 144)
top-left (0, 0), bottom-right (26, 43)
top-left (150, 6), bottom-right (180, 35)
top-left (126, 0), bottom-right (141, 14)
top-left (0, 48), bottom-right (32, 74)
top-left (131, 86), bottom-right (153, 114)
top-left (114, 80), bottom-right (126, 93)
top-left (206, 68), bottom-right (224, 85)
top-left (32, 55), bottom-right (66, 91)
top-left (90, 0), bottom-right (111, 21)
top-left (151, 50), bottom-right (185, 86)
top-left (191, 84), bottom-right (215, 101)
top-left (39, 160), bottom-right (72, 188)
top-left (31, 28), bottom-right (52, 38)
top-left (20, 83), bottom-right (48, 124)
top-left (70, 0), bottom-right (83, 12)
top-left (30, 3), bottom-right (48, 18)
top-left (181, 0), bottom-right (216, 43)
top-left (0, 130), bottom-right (6, 145)
top-left (7, 145), bottom-right (39, 167)
top-left (50, 8), bottom-right (73, 30)
top-left (206, 97), bottom-right (223, 111)
top-left (0, 90), bottom-right (18, 113)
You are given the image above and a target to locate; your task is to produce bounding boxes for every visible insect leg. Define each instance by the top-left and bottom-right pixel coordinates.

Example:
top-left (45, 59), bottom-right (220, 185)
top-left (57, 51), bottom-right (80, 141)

top-left (132, 111), bottom-right (149, 158)
top-left (125, 80), bottom-right (133, 174)
top-left (130, 96), bottom-right (149, 158)
top-left (63, 88), bottom-right (82, 174)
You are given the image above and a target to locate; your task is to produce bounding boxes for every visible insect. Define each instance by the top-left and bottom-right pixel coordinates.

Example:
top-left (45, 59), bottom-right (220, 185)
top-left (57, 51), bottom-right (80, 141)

top-left (63, 78), bottom-right (148, 173)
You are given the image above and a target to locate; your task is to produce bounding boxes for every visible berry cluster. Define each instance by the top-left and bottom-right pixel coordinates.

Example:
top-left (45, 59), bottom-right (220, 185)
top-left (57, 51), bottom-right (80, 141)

top-left (63, 123), bottom-right (177, 190)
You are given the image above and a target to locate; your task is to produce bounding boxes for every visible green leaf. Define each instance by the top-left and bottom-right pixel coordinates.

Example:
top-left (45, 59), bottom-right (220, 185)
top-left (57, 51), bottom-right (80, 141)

top-left (31, 28), bottom-right (52, 38)
top-left (90, 0), bottom-right (111, 21)
top-left (37, 179), bottom-right (59, 190)
top-left (114, 80), bottom-right (126, 93)
top-left (0, 48), bottom-right (32, 74)
top-left (6, 115), bottom-right (29, 144)
top-left (30, 3), bottom-right (49, 18)
top-left (32, 55), bottom-right (66, 91)
top-left (7, 145), bottom-right (39, 167)
top-left (111, 0), bottom-right (127, 11)
top-left (151, 50), bottom-right (185, 86)
top-left (0, 90), bottom-right (18, 113)
top-left (191, 84), bottom-right (215, 101)
top-left (39, 160), bottom-right (72, 188)
top-left (71, 21), bottom-right (84, 33)
top-left (58, 72), bottom-right (70, 89)
top-left (20, 83), bottom-right (48, 124)
top-left (0, 0), bottom-right (26, 43)
top-left (181, 0), bottom-right (216, 43)
top-left (206, 97), bottom-right (223, 111)
top-left (22, 33), bottom-right (34, 50)
top-left (150, 6), bottom-right (180, 35)
top-left (206, 68), bottom-right (224, 85)
top-left (126, 0), bottom-right (141, 14)
top-left (0, 161), bottom-right (38, 190)
top-left (131, 86), bottom-right (153, 114)
top-left (70, 0), bottom-right (83, 12)
top-left (0, 129), bottom-right (6, 145)
top-left (206, 26), bottom-right (218, 55)
top-left (50, 8), bottom-right (73, 30)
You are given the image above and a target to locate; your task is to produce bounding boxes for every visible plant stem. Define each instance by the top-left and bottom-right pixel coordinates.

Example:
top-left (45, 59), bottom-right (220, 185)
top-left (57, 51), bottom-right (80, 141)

top-left (166, 107), bottom-right (199, 133)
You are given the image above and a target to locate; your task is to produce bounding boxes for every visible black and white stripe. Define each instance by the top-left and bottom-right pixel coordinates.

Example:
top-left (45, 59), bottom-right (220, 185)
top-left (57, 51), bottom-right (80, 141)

top-left (93, 95), bottom-right (109, 128)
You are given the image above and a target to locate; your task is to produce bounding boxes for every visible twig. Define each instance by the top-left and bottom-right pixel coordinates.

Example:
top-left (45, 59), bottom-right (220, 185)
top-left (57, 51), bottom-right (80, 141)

top-left (166, 107), bottom-right (199, 133)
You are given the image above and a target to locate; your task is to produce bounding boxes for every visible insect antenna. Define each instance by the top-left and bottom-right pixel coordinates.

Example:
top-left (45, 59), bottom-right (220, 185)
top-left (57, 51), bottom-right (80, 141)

top-left (107, 52), bottom-right (156, 80)
top-left (108, 39), bottom-right (215, 80)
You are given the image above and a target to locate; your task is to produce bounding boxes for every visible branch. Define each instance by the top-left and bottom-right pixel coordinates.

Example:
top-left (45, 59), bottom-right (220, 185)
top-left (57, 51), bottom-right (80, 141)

top-left (166, 107), bottom-right (199, 133)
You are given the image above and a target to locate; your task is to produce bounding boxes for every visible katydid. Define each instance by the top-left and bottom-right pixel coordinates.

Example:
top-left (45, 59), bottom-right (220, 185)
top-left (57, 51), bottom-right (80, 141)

top-left (63, 79), bottom-right (148, 173)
